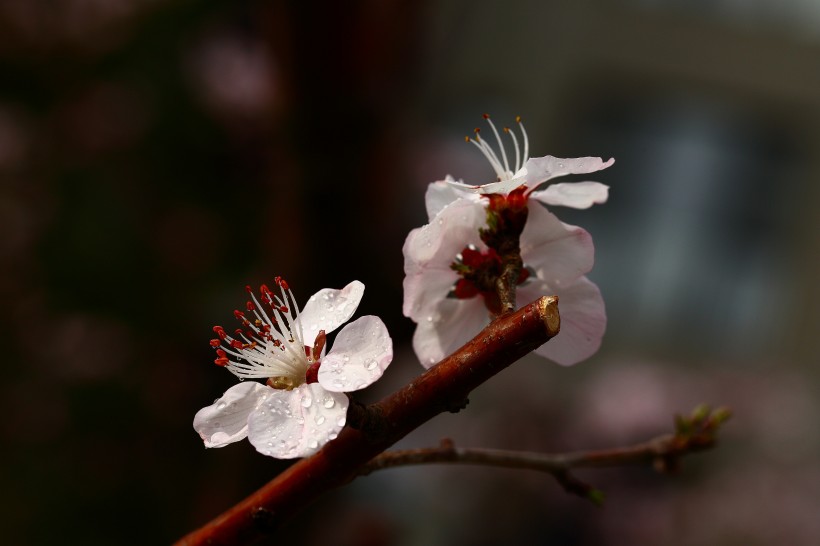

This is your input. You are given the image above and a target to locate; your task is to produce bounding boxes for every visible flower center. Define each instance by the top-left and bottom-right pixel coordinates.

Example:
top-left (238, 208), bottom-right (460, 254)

top-left (209, 277), bottom-right (319, 389)
top-left (450, 246), bottom-right (531, 315)
top-left (465, 114), bottom-right (530, 182)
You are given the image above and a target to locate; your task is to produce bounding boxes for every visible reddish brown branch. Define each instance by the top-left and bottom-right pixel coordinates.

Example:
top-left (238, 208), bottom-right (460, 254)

top-left (176, 296), bottom-right (560, 546)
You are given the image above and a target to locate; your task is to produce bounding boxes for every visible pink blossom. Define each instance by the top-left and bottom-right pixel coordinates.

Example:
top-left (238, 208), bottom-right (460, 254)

top-left (403, 194), bottom-right (606, 367)
top-left (445, 114), bottom-right (613, 208)
top-left (194, 279), bottom-right (393, 459)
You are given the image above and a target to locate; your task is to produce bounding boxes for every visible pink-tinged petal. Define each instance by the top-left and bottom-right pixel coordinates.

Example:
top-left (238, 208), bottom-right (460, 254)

top-left (529, 277), bottom-right (606, 366)
top-left (298, 280), bottom-right (365, 344)
top-left (247, 383), bottom-right (348, 459)
top-left (319, 315), bottom-right (393, 392)
top-left (425, 177), bottom-right (475, 220)
top-left (412, 297), bottom-right (489, 368)
top-left (446, 174), bottom-right (527, 195)
top-left (402, 199), bottom-right (486, 319)
top-left (519, 203), bottom-right (595, 284)
top-left (522, 156), bottom-right (614, 189)
top-left (193, 382), bottom-right (270, 448)
top-left (529, 181), bottom-right (609, 209)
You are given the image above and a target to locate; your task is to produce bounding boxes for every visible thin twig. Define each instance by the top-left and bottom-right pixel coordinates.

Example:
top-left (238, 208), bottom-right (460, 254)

top-left (360, 406), bottom-right (731, 505)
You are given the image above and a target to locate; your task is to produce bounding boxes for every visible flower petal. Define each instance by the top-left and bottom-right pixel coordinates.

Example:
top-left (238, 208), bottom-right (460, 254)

top-left (193, 381), bottom-right (270, 448)
top-left (298, 280), bottom-right (365, 344)
top-left (319, 315), bottom-right (393, 392)
top-left (520, 203), bottom-right (594, 285)
top-left (402, 198), bottom-right (486, 319)
top-left (446, 174), bottom-right (527, 195)
top-left (524, 277), bottom-right (606, 366)
top-left (425, 177), bottom-right (475, 220)
top-left (522, 156), bottom-right (614, 190)
top-left (247, 383), bottom-right (348, 459)
top-left (529, 181), bottom-right (609, 209)
top-left (412, 297), bottom-right (488, 368)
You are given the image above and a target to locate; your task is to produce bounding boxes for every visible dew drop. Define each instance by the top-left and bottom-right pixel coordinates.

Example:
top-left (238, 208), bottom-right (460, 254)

top-left (308, 439), bottom-right (318, 449)
top-left (323, 398), bottom-right (335, 409)
top-left (337, 417), bottom-right (346, 427)
top-left (343, 355), bottom-right (350, 362)
top-left (216, 401), bottom-right (227, 410)
top-left (301, 396), bottom-right (312, 408)
top-left (328, 432), bottom-right (338, 440)
top-left (365, 359), bottom-right (377, 370)
top-left (315, 415), bottom-right (326, 425)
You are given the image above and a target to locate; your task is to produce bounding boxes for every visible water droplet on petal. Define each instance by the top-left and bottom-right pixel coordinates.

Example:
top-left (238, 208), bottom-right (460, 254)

top-left (315, 415), bottom-right (326, 425)
top-left (337, 416), bottom-right (346, 427)
top-left (216, 401), bottom-right (227, 410)
top-left (301, 395), bottom-right (312, 408)
top-left (365, 359), bottom-right (377, 370)
top-left (328, 432), bottom-right (338, 440)
top-left (308, 439), bottom-right (318, 449)
top-left (343, 355), bottom-right (350, 362)
top-left (324, 398), bottom-right (335, 409)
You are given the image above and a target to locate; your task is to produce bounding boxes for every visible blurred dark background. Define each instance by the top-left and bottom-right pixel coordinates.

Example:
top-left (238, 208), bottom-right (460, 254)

top-left (1, 1), bottom-right (818, 544)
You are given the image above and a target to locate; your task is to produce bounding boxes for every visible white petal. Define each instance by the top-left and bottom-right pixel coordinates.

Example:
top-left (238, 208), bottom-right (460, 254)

top-left (527, 277), bottom-right (606, 366)
top-left (529, 181), bottom-right (609, 209)
top-left (522, 156), bottom-right (614, 190)
top-left (425, 177), bottom-right (475, 220)
top-left (247, 383), bottom-right (348, 459)
top-left (412, 297), bottom-right (489, 368)
top-left (447, 174), bottom-right (527, 195)
top-left (319, 315), bottom-right (393, 392)
top-left (402, 198), bottom-right (486, 319)
top-left (520, 203), bottom-right (595, 284)
top-left (193, 382), bottom-right (270, 448)
top-left (298, 280), bottom-right (365, 344)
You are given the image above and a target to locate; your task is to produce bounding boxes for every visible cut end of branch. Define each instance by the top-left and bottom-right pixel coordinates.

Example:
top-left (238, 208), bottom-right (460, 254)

top-left (538, 296), bottom-right (560, 337)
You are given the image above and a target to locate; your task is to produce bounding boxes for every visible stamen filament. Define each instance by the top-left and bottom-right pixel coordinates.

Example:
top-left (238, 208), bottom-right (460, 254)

top-left (469, 139), bottom-right (505, 178)
top-left (483, 115), bottom-right (510, 174)
top-left (517, 116), bottom-right (529, 166)
top-left (505, 127), bottom-right (521, 173)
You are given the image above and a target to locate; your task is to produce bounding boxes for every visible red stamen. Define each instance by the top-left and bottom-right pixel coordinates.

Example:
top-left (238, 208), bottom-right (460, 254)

top-left (233, 310), bottom-right (245, 320)
top-left (214, 357), bottom-right (229, 367)
top-left (454, 278), bottom-right (479, 299)
top-left (230, 339), bottom-right (243, 349)
top-left (216, 349), bottom-right (227, 358)
top-left (461, 247), bottom-right (484, 268)
top-left (213, 326), bottom-right (227, 339)
top-left (312, 330), bottom-right (327, 361)
top-left (305, 361), bottom-right (321, 384)
top-left (482, 113), bottom-right (490, 119)
top-left (246, 301), bottom-right (255, 311)
top-left (209, 339), bottom-right (220, 347)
